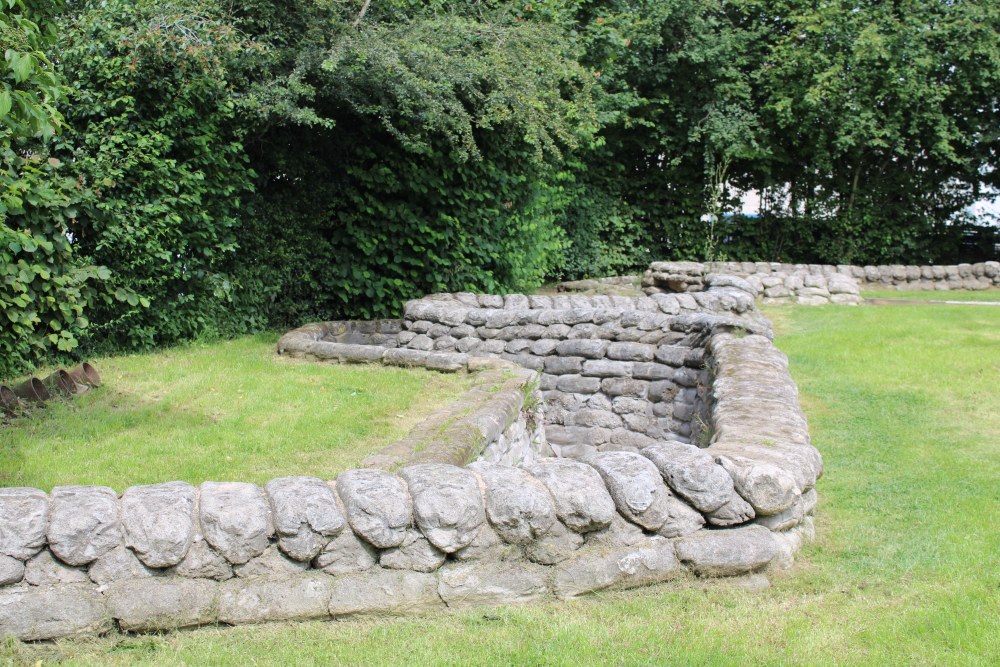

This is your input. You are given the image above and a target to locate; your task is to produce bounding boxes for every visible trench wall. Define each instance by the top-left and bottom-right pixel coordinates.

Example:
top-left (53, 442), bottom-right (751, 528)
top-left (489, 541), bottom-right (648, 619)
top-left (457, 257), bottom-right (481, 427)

top-left (0, 282), bottom-right (822, 641)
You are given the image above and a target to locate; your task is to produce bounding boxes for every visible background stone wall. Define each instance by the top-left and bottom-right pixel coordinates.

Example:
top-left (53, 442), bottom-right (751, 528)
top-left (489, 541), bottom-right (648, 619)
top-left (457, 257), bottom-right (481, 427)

top-left (643, 260), bottom-right (1000, 305)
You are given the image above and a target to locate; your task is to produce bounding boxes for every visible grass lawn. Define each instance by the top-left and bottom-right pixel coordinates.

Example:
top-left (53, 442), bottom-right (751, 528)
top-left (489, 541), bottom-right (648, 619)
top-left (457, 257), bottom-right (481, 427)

top-left (3, 303), bottom-right (999, 665)
top-left (862, 288), bottom-right (1000, 302)
top-left (0, 335), bottom-right (474, 490)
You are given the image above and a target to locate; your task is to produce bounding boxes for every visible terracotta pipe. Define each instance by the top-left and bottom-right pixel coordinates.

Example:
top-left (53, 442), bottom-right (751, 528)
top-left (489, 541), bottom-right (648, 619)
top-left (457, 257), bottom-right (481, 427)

top-left (0, 385), bottom-right (18, 415)
top-left (11, 378), bottom-right (49, 403)
top-left (42, 369), bottom-right (76, 396)
top-left (67, 362), bottom-right (101, 388)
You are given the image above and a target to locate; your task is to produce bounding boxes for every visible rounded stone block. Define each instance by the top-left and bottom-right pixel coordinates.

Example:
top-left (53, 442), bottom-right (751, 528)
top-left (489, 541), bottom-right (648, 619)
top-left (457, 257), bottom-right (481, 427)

top-left (399, 464), bottom-right (485, 553)
top-left (553, 540), bottom-right (681, 599)
top-left (122, 481), bottom-right (196, 568)
top-left (219, 573), bottom-right (335, 625)
top-left (0, 487), bottom-right (48, 560)
top-left (675, 525), bottom-right (778, 577)
top-left (0, 583), bottom-right (109, 641)
top-left (336, 469), bottom-right (412, 549)
top-left (265, 476), bottom-right (346, 562)
top-left (467, 463), bottom-right (557, 544)
top-left (48, 486), bottom-right (121, 566)
top-left (524, 459), bottom-right (616, 533)
top-left (199, 482), bottom-right (274, 565)
top-left (106, 576), bottom-right (218, 632)
top-left (438, 561), bottom-right (550, 608)
top-left (641, 442), bottom-right (735, 513)
top-left (328, 570), bottom-right (443, 617)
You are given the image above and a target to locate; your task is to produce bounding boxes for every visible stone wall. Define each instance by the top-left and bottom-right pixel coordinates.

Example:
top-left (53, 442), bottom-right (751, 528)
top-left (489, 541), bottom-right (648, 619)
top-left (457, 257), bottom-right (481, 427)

top-left (643, 260), bottom-right (1000, 305)
top-left (0, 282), bottom-right (822, 642)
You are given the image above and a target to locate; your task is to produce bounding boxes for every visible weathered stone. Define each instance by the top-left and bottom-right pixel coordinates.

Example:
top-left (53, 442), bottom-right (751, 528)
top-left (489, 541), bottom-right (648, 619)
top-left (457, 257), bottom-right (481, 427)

top-left (173, 540), bottom-right (234, 581)
top-left (601, 377), bottom-right (648, 397)
top-left (641, 442), bottom-right (735, 512)
top-left (543, 356), bottom-right (583, 376)
top-left (553, 540), bottom-right (681, 599)
top-left (675, 525), bottom-right (777, 576)
top-left (612, 397), bottom-right (648, 415)
top-left (0, 554), bottom-right (24, 586)
top-left (265, 476), bottom-right (345, 562)
top-left (0, 487), bottom-right (48, 560)
top-left (313, 528), bottom-right (378, 575)
top-left (219, 573), bottom-right (334, 624)
top-left (631, 362), bottom-right (673, 380)
top-left (328, 570), bottom-right (442, 617)
top-left (23, 549), bottom-right (89, 586)
top-left (555, 374), bottom-right (602, 394)
top-left (573, 408), bottom-right (623, 429)
top-left (583, 513), bottom-right (649, 548)
top-left (400, 464), bottom-right (485, 553)
top-left (467, 463), bottom-right (557, 544)
top-left (89, 545), bottom-right (154, 586)
top-left (524, 520), bottom-right (585, 564)
top-left (554, 339), bottom-right (609, 358)
top-left (200, 482), bottom-right (273, 565)
top-left (106, 577), bottom-right (218, 631)
top-left (606, 342), bottom-right (655, 362)
top-left (584, 452), bottom-right (677, 533)
top-left (755, 488), bottom-right (817, 531)
top-left (439, 561), bottom-right (550, 608)
top-left (452, 522), bottom-right (515, 562)
top-left (0, 583), bottom-right (109, 640)
top-left (122, 481), bottom-right (195, 568)
top-left (716, 456), bottom-right (800, 516)
top-left (524, 459), bottom-right (616, 533)
top-left (581, 359), bottom-right (634, 378)
top-left (47, 486), bottom-right (120, 566)
top-left (336, 469), bottom-right (412, 549)
top-left (379, 528), bottom-right (446, 573)
top-left (234, 545), bottom-right (308, 578)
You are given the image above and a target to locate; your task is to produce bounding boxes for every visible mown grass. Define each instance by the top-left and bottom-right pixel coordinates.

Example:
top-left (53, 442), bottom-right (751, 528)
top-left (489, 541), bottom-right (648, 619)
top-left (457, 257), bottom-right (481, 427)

top-left (862, 288), bottom-right (1000, 301)
top-left (3, 303), bottom-right (999, 665)
top-left (0, 335), bottom-right (474, 490)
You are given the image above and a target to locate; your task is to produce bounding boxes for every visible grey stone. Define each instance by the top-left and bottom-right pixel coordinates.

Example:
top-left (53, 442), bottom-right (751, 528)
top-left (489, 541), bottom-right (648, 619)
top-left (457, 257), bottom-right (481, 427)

top-left (0, 554), bottom-right (24, 586)
top-left (544, 356), bottom-right (584, 375)
top-left (530, 339), bottom-right (559, 356)
top-left (0, 583), bottom-right (109, 640)
top-left (24, 548), bottom-right (90, 585)
top-left (107, 576), bottom-right (218, 632)
top-left (379, 528), bottom-right (446, 573)
top-left (601, 378), bottom-right (648, 397)
top-left (88, 545), bottom-right (154, 586)
top-left (583, 513), bottom-right (649, 548)
top-left (400, 464), bottom-right (485, 553)
top-left (555, 375), bottom-right (602, 394)
top-left (452, 522), bottom-right (515, 562)
top-left (328, 570), bottom-right (442, 617)
top-left (581, 359), bottom-right (634, 377)
top-left (554, 339), bottom-right (609, 358)
top-left (439, 562), bottom-right (550, 608)
top-left (234, 544), bottom-right (308, 578)
top-left (525, 520), bottom-right (585, 565)
top-left (265, 476), bottom-right (345, 562)
top-left (612, 397), bottom-right (648, 415)
top-left (716, 456), bottom-right (800, 516)
top-left (313, 528), bottom-right (378, 575)
top-left (173, 540), bottom-right (234, 581)
top-left (48, 485), bottom-right (121, 566)
top-left (408, 334), bottom-right (434, 351)
top-left (573, 408), bottom-right (623, 429)
top-left (648, 380), bottom-right (678, 402)
top-left (0, 487), bottom-right (48, 560)
top-left (755, 488), bottom-right (817, 531)
top-left (122, 481), bottom-right (195, 568)
top-left (336, 469), bottom-right (412, 549)
top-left (524, 459), bottom-right (616, 533)
top-left (553, 540), bottom-right (681, 599)
top-left (219, 573), bottom-right (334, 624)
top-left (642, 442), bottom-right (735, 512)
top-left (200, 482), bottom-right (274, 565)
top-left (675, 525), bottom-right (778, 576)
top-left (467, 463), bottom-right (557, 544)
top-left (631, 363), bottom-right (673, 380)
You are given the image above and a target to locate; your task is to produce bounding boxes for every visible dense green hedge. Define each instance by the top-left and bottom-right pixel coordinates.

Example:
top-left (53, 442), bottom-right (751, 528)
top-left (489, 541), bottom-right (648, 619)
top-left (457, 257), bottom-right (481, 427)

top-left (1, 0), bottom-right (998, 379)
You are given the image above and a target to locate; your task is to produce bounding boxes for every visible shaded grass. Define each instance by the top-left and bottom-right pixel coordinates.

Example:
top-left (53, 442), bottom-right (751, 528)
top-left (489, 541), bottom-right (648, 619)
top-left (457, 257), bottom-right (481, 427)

top-left (862, 288), bottom-right (1000, 302)
top-left (0, 335), bottom-right (474, 490)
top-left (3, 304), bottom-right (1000, 665)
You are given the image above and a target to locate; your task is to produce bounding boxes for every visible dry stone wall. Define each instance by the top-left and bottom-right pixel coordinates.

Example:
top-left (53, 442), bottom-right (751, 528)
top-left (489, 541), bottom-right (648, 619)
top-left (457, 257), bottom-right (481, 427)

top-left (643, 260), bottom-right (1000, 305)
top-left (0, 281), bottom-right (822, 642)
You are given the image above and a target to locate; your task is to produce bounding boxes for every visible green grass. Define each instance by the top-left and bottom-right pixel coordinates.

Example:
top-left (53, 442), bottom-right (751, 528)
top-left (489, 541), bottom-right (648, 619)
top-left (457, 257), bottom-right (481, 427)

top-left (0, 335), bottom-right (474, 490)
top-left (4, 304), bottom-right (1000, 665)
top-left (862, 288), bottom-right (1000, 301)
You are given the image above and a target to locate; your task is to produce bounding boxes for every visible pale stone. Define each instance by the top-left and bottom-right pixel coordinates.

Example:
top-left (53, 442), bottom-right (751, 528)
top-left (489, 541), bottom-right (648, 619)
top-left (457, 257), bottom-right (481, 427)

top-left (265, 476), bottom-right (345, 562)
top-left (399, 464), bottom-right (485, 553)
top-left (0, 554), bottom-right (24, 586)
top-left (706, 494), bottom-right (756, 527)
top-left (199, 482), bottom-right (274, 565)
top-left (524, 521), bottom-right (585, 565)
top-left (675, 525), bottom-right (778, 576)
top-left (89, 544), bottom-right (154, 586)
top-left (584, 451), bottom-right (677, 532)
top-left (524, 459), bottom-right (616, 533)
top-left (234, 545), bottom-right (308, 578)
top-left (48, 486), bottom-right (121, 566)
top-left (0, 583), bottom-right (109, 640)
top-left (0, 487), bottom-right (48, 560)
top-left (121, 481), bottom-right (195, 568)
top-left (23, 549), bottom-right (90, 585)
top-left (313, 528), bottom-right (377, 575)
top-left (553, 540), bottom-right (681, 599)
top-left (219, 573), bottom-right (334, 624)
top-left (467, 463), bottom-right (556, 545)
top-left (328, 570), bottom-right (442, 617)
top-left (336, 469), bottom-right (412, 549)
top-left (438, 561), bottom-right (550, 608)
top-left (173, 540), bottom-right (234, 581)
top-left (106, 577), bottom-right (218, 631)
top-left (379, 528), bottom-right (446, 573)
top-left (716, 456), bottom-right (800, 516)
top-left (642, 442), bottom-right (735, 512)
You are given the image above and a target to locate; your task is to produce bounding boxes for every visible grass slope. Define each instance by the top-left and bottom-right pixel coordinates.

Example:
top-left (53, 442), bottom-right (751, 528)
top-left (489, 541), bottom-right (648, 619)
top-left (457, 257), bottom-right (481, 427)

top-left (3, 303), bottom-right (999, 665)
top-left (0, 335), bottom-right (474, 489)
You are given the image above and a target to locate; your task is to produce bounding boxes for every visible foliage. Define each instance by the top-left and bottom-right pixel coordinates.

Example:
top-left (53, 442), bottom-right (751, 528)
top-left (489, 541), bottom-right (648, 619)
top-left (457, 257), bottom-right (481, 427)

top-left (0, 0), bottom-right (109, 379)
top-left (56, 0), bottom-right (256, 350)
